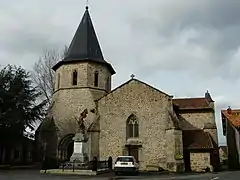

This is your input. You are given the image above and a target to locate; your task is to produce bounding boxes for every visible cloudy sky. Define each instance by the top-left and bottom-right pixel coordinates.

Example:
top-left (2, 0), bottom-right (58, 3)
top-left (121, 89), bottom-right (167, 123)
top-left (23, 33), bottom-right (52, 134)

top-left (1, 0), bottom-right (240, 145)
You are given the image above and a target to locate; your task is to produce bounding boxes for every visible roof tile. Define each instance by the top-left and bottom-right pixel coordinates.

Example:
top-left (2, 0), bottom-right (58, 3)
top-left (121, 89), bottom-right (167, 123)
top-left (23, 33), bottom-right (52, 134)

top-left (173, 98), bottom-right (212, 110)
top-left (222, 109), bottom-right (240, 128)
top-left (183, 130), bottom-right (215, 150)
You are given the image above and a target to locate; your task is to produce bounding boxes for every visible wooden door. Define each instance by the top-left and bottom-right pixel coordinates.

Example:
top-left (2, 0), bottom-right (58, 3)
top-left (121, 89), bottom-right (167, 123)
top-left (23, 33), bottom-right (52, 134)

top-left (129, 148), bottom-right (138, 162)
top-left (184, 151), bottom-right (191, 172)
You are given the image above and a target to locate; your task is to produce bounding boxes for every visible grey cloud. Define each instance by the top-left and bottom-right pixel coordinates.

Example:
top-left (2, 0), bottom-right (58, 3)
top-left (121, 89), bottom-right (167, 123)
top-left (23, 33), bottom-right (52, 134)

top-left (1, 0), bottom-right (240, 145)
top-left (126, 0), bottom-right (240, 81)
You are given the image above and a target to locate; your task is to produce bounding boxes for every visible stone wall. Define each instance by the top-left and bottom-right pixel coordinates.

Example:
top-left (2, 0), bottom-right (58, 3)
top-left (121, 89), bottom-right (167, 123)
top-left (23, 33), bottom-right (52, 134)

top-left (180, 111), bottom-right (215, 130)
top-left (52, 89), bottom-right (97, 136)
top-left (190, 152), bottom-right (211, 172)
top-left (54, 62), bottom-right (111, 93)
top-left (165, 129), bottom-right (184, 172)
top-left (88, 131), bottom-right (100, 160)
top-left (180, 111), bottom-right (218, 145)
top-left (49, 61), bottom-right (112, 159)
top-left (219, 148), bottom-right (228, 163)
top-left (98, 79), bottom-right (172, 170)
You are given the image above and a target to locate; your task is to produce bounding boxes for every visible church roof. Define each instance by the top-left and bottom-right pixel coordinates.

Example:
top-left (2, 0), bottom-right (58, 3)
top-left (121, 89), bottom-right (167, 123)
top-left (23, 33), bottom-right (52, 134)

top-left (183, 130), bottom-right (215, 150)
top-left (36, 117), bottom-right (57, 133)
top-left (52, 6), bottom-right (115, 74)
top-left (173, 98), bottom-right (213, 110)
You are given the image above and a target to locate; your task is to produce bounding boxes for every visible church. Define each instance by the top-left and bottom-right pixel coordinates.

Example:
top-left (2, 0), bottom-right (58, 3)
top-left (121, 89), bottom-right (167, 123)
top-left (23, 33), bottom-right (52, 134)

top-left (36, 6), bottom-right (220, 172)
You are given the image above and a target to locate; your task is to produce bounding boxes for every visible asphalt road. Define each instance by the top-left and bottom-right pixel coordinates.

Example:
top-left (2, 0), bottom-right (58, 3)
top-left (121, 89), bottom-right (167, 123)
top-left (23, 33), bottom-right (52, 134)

top-left (0, 170), bottom-right (239, 180)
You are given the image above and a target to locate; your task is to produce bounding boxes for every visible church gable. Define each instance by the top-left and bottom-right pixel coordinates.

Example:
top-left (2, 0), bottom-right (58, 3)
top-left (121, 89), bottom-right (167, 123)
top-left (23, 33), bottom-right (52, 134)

top-left (97, 78), bottom-right (172, 103)
top-left (98, 78), bottom-right (173, 165)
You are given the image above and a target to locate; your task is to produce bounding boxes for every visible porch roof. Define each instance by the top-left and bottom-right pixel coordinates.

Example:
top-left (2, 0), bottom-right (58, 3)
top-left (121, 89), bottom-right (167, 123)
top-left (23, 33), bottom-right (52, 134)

top-left (183, 130), bottom-right (215, 150)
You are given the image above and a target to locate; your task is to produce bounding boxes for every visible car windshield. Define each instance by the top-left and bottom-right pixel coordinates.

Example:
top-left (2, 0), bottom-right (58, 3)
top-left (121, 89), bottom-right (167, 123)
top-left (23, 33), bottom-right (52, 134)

top-left (116, 157), bottom-right (134, 162)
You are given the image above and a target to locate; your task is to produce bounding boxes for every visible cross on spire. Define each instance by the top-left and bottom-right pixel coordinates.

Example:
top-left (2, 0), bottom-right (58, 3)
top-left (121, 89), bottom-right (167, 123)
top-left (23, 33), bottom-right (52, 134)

top-left (130, 74), bottom-right (135, 79)
top-left (86, 0), bottom-right (89, 6)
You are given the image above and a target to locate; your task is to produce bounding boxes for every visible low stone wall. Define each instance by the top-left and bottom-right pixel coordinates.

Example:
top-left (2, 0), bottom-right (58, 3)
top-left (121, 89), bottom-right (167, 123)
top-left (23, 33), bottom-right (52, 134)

top-left (190, 152), bottom-right (211, 172)
top-left (40, 168), bottom-right (109, 176)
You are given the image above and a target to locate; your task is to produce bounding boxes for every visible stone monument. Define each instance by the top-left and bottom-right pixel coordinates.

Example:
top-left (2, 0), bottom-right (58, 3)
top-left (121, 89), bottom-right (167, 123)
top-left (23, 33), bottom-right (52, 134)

top-left (70, 108), bottom-right (89, 163)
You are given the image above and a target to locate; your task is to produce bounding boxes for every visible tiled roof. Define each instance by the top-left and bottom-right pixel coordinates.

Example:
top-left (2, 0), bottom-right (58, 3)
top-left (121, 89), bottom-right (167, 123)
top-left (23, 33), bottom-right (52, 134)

top-left (173, 98), bottom-right (212, 110)
top-left (183, 130), bottom-right (215, 150)
top-left (222, 109), bottom-right (240, 128)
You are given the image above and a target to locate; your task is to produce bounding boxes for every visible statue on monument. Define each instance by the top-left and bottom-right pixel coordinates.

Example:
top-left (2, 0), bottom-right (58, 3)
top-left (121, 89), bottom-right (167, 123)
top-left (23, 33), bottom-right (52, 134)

top-left (70, 108), bottom-right (89, 163)
top-left (75, 108), bottom-right (88, 134)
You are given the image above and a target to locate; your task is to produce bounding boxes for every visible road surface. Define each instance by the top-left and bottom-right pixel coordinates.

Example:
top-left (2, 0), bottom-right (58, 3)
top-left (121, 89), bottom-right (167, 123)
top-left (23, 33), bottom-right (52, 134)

top-left (0, 170), bottom-right (239, 179)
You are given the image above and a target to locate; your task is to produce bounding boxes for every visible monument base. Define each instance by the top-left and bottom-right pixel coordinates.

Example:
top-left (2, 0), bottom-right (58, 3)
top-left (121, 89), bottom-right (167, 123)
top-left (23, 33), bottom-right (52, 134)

top-left (70, 153), bottom-right (89, 163)
top-left (70, 132), bottom-right (89, 163)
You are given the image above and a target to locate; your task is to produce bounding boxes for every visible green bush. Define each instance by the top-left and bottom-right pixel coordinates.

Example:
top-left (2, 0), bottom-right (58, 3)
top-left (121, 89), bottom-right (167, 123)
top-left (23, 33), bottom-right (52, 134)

top-left (174, 154), bottom-right (183, 160)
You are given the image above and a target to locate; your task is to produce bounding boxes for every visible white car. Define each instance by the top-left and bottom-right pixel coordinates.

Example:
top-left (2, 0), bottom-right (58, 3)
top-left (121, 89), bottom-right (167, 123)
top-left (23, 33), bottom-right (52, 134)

top-left (113, 156), bottom-right (139, 175)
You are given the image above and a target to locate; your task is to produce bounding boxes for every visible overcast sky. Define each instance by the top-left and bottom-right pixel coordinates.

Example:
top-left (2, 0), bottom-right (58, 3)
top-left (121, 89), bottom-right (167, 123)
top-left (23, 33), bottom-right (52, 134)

top-left (1, 0), bottom-right (240, 145)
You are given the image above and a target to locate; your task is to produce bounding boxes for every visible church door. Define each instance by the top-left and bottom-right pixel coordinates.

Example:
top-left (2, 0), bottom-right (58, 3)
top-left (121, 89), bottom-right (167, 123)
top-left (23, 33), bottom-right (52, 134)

top-left (67, 141), bottom-right (74, 160)
top-left (128, 148), bottom-right (139, 162)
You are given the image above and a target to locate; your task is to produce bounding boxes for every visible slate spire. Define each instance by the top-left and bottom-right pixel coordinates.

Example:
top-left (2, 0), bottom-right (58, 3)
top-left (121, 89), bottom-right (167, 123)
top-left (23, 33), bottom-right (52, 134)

top-left (53, 6), bottom-right (115, 74)
top-left (64, 6), bottom-right (104, 61)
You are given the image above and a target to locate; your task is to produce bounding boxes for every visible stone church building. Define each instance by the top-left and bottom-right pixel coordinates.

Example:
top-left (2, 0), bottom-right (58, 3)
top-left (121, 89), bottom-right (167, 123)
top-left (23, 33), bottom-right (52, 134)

top-left (36, 6), bottom-right (219, 172)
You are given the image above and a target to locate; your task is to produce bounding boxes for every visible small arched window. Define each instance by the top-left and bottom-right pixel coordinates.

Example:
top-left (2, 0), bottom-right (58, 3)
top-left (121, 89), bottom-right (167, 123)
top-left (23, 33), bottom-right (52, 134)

top-left (72, 70), bottom-right (78, 86)
top-left (94, 71), bottom-right (99, 87)
top-left (126, 114), bottom-right (139, 139)
top-left (106, 76), bottom-right (111, 92)
top-left (57, 73), bottom-right (60, 89)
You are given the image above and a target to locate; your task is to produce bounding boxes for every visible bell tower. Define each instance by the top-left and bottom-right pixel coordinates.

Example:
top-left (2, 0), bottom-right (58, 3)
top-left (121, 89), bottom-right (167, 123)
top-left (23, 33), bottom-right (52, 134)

top-left (49, 5), bottom-right (115, 159)
top-left (53, 6), bottom-right (115, 97)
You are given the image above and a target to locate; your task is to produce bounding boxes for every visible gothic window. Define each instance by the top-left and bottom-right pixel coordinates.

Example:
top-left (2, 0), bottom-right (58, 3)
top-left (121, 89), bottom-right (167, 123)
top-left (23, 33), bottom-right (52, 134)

top-left (126, 114), bottom-right (139, 138)
top-left (94, 71), bottom-right (99, 87)
top-left (57, 73), bottom-right (60, 89)
top-left (134, 122), bottom-right (139, 137)
top-left (72, 70), bottom-right (78, 85)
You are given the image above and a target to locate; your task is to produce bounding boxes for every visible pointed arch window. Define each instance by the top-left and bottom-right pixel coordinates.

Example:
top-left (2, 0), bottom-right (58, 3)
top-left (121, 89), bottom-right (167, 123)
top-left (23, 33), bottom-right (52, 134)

top-left (126, 114), bottom-right (139, 138)
top-left (72, 70), bottom-right (78, 86)
top-left (94, 71), bottom-right (99, 87)
top-left (57, 73), bottom-right (60, 89)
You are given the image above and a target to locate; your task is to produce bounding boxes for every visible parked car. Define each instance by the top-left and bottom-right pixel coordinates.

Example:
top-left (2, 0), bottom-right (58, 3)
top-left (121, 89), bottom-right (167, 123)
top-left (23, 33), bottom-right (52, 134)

top-left (113, 156), bottom-right (139, 175)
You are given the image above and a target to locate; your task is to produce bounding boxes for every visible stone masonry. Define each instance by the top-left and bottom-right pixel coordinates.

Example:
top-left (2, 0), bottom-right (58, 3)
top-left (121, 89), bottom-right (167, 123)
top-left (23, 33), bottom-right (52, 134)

top-left (50, 61), bottom-right (112, 160)
top-left (179, 112), bottom-right (218, 145)
top-left (190, 152), bottom-right (211, 172)
top-left (97, 79), bottom-right (181, 171)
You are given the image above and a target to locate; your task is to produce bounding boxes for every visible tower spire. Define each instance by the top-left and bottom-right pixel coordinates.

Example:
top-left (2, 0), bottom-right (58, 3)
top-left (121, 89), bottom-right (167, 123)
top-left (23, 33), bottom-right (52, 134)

top-left (63, 6), bottom-right (104, 62)
top-left (52, 5), bottom-right (115, 74)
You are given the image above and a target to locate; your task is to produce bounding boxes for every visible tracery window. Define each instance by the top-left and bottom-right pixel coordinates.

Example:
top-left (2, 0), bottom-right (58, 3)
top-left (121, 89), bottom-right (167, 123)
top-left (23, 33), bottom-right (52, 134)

top-left (126, 114), bottom-right (139, 138)
top-left (72, 70), bottom-right (78, 85)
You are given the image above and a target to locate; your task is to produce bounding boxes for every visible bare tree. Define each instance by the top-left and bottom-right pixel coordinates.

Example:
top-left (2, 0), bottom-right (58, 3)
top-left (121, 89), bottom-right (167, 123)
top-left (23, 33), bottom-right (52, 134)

top-left (32, 46), bottom-right (68, 107)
